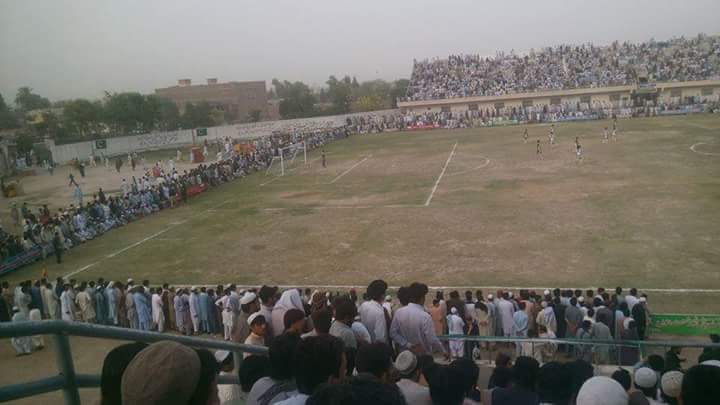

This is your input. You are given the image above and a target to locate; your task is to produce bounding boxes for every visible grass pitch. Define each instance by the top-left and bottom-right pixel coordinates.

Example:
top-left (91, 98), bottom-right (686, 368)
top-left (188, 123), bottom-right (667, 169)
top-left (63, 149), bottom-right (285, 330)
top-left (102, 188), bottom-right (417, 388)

top-left (2, 114), bottom-right (720, 313)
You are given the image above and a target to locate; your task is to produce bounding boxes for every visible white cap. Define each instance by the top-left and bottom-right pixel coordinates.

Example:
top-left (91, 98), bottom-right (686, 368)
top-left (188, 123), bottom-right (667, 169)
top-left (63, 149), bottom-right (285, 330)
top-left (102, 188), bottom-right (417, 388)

top-left (508, 292), bottom-right (514, 298)
top-left (127, 278), bottom-right (134, 284)
top-left (576, 376), bottom-right (628, 405)
top-left (634, 367), bottom-right (657, 388)
top-left (394, 351), bottom-right (417, 375)
top-left (240, 292), bottom-right (257, 305)
top-left (451, 307), bottom-right (458, 314)
top-left (701, 359), bottom-right (720, 368)
top-left (190, 286), bottom-right (197, 291)
top-left (639, 297), bottom-right (647, 303)
top-left (247, 312), bottom-right (265, 326)
top-left (661, 371), bottom-right (683, 398)
top-left (543, 289), bottom-right (550, 296)
top-left (214, 350), bottom-right (231, 363)
top-left (578, 296), bottom-right (585, 303)
top-left (385, 295), bottom-right (391, 301)
top-left (487, 294), bottom-right (493, 300)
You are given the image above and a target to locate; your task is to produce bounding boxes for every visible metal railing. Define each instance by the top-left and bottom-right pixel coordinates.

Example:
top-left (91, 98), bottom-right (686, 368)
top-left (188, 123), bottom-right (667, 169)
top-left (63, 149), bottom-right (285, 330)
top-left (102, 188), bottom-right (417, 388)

top-left (2, 321), bottom-right (719, 404)
top-left (437, 334), bottom-right (720, 366)
top-left (0, 320), bottom-right (268, 404)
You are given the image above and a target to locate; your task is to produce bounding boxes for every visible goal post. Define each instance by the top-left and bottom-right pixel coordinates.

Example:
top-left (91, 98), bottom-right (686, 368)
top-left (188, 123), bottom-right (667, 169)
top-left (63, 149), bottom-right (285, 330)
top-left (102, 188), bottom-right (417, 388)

top-left (265, 142), bottom-right (307, 177)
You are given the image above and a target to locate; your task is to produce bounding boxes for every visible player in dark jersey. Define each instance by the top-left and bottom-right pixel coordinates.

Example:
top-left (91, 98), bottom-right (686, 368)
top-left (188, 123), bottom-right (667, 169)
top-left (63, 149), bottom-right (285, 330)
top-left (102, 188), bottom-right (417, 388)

top-left (321, 149), bottom-right (326, 168)
top-left (536, 139), bottom-right (543, 160)
top-left (575, 137), bottom-right (583, 161)
top-left (523, 128), bottom-right (529, 144)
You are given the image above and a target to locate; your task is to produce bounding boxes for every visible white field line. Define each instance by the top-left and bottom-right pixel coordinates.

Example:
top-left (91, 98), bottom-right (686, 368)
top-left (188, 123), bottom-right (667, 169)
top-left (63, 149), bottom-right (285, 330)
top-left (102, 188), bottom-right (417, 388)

top-left (328, 156), bottom-right (371, 184)
top-left (424, 142), bottom-right (458, 206)
top-left (259, 156), bottom-right (324, 187)
top-left (66, 200), bottom-right (231, 278)
top-left (262, 204), bottom-right (423, 211)
top-left (445, 157), bottom-right (491, 177)
top-left (172, 283), bottom-right (720, 294)
top-left (690, 142), bottom-right (720, 156)
top-left (260, 176), bottom-right (282, 187)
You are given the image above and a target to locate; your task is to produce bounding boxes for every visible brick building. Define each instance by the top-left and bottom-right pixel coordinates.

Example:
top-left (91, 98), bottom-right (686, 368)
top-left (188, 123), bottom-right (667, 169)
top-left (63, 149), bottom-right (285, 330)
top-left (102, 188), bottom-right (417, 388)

top-left (155, 78), bottom-right (278, 122)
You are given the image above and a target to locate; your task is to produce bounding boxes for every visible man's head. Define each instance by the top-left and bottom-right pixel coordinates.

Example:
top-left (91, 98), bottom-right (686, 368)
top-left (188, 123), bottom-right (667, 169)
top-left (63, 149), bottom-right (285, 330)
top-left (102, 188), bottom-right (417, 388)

top-left (366, 280), bottom-right (388, 302)
top-left (576, 376), bottom-right (629, 405)
top-left (283, 308), bottom-right (306, 334)
top-left (120, 341), bottom-right (218, 405)
top-left (240, 292), bottom-right (259, 314)
top-left (247, 313), bottom-right (267, 337)
top-left (538, 362), bottom-right (572, 403)
top-left (611, 368), bottom-right (632, 392)
top-left (395, 351), bottom-right (420, 381)
top-left (356, 342), bottom-right (394, 383)
top-left (633, 367), bottom-right (657, 398)
top-left (681, 365), bottom-right (720, 404)
top-left (408, 282), bottom-right (428, 305)
top-left (333, 297), bottom-right (357, 325)
top-left (311, 308), bottom-right (333, 335)
top-left (294, 335), bottom-right (346, 395)
top-left (258, 285), bottom-right (279, 306)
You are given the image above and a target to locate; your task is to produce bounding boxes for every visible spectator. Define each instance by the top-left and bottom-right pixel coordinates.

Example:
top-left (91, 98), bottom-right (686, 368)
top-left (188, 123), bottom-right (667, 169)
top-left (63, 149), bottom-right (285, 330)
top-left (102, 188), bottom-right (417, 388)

top-left (660, 370), bottom-right (683, 405)
top-left (120, 341), bottom-right (219, 405)
top-left (450, 358), bottom-right (481, 404)
top-left (390, 282), bottom-right (445, 356)
top-left (330, 297), bottom-right (358, 374)
top-left (394, 350), bottom-right (431, 405)
top-left (276, 335), bottom-right (346, 405)
top-left (303, 308), bottom-right (332, 338)
top-left (491, 356), bottom-right (539, 405)
top-left (611, 368), bottom-right (632, 392)
top-left (633, 367), bottom-right (660, 404)
top-left (283, 308), bottom-right (306, 335)
top-left (238, 355), bottom-right (270, 403)
top-left (680, 364), bottom-right (720, 405)
top-left (537, 362), bottom-right (572, 405)
top-left (245, 313), bottom-right (268, 355)
top-left (215, 350), bottom-right (241, 404)
top-left (576, 376), bottom-right (629, 405)
top-left (99, 342), bottom-right (148, 405)
top-left (358, 280), bottom-right (390, 344)
top-left (248, 332), bottom-right (301, 405)
top-left (272, 290), bottom-right (305, 337)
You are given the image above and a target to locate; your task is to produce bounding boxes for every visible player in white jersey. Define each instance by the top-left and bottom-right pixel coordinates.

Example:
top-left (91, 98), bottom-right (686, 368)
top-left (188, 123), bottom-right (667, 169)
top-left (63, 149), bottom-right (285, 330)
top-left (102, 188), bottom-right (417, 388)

top-left (603, 127), bottom-right (609, 144)
top-left (612, 128), bottom-right (617, 142)
top-left (549, 125), bottom-right (556, 145)
top-left (523, 128), bottom-right (528, 144)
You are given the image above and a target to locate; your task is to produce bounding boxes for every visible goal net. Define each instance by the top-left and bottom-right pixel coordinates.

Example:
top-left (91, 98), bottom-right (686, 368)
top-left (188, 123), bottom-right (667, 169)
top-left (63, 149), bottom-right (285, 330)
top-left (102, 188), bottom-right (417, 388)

top-left (265, 142), bottom-right (307, 177)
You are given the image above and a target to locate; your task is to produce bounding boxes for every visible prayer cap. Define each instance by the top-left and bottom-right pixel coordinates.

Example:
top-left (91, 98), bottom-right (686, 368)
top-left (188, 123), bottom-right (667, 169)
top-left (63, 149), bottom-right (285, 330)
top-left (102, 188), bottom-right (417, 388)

top-left (247, 312), bottom-right (265, 326)
top-left (639, 297), bottom-right (646, 303)
top-left (240, 292), bottom-right (257, 305)
top-left (450, 307), bottom-right (458, 314)
top-left (578, 296), bottom-right (585, 303)
top-left (121, 341), bottom-right (200, 405)
top-left (543, 289), bottom-right (550, 296)
top-left (661, 370), bottom-right (683, 398)
top-left (487, 294), bottom-right (493, 300)
top-left (634, 367), bottom-right (657, 388)
top-left (576, 376), bottom-right (629, 405)
top-left (127, 278), bottom-right (134, 284)
top-left (12, 306), bottom-right (19, 312)
top-left (701, 360), bottom-right (720, 367)
top-left (190, 286), bottom-right (197, 291)
top-left (394, 351), bottom-right (417, 376)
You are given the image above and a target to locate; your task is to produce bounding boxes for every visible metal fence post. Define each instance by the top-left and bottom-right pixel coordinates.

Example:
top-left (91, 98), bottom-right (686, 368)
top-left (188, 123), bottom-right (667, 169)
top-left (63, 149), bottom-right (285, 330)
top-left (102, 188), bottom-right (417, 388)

top-left (54, 333), bottom-right (81, 405)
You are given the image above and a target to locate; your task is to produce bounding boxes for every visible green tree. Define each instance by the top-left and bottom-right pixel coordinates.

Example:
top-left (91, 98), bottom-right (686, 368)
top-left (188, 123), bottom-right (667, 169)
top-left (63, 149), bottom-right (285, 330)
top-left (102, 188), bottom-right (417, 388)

top-left (0, 93), bottom-right (18, 129)
top-left (62, 98), bottom-right (103, 136)
top-left (147, 96), bottom-right (181, 131)
top-left (15, 131), bottom-right (34, 154)
top-left (103, 92), bottom-right (153, 134)
top-left (14, 86), bottom-right (51, 111)
top-left (389, 79), bottom-right (410, 107)
top-left (325, 75), bottom-right (353, 114)
top-left (180, 102), bottom-right (214, 129)
top-left (272, 79), bottom-right (317, 119)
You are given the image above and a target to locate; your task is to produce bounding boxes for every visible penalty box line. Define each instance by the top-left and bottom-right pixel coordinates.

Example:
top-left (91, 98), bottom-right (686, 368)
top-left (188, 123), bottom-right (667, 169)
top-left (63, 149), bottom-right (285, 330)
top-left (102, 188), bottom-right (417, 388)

top-left (425, 142), bottom-right (458, 207)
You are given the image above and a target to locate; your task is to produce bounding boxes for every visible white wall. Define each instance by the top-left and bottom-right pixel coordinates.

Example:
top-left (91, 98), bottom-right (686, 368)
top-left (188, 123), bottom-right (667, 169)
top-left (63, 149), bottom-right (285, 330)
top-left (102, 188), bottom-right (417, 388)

top-left (47, 110), bottom-right (399, 164)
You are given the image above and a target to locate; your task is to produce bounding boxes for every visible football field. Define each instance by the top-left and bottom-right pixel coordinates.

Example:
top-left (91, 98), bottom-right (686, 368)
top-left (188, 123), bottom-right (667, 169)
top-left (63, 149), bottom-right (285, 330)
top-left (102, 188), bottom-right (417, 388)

top-left (3, 114), bottom-right (720, 313)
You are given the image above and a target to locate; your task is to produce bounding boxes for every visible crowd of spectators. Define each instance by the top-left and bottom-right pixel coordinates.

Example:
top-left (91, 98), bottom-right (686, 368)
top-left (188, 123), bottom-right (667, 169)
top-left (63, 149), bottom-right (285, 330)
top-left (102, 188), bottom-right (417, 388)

top-left (405, 34), bottom-right (720, 101)
top-left (3, 278), bottom-right (719, 404)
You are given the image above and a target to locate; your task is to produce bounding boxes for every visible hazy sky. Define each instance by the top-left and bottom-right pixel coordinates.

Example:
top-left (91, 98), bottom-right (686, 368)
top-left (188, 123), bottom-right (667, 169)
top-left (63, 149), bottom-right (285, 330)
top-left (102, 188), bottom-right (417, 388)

top-left (1, 0), bottom-right (718, 102)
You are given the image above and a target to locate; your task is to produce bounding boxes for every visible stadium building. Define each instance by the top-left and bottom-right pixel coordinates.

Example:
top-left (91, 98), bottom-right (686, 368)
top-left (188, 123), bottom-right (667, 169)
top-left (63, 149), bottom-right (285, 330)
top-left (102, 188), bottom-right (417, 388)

top-left (154, 78), bottom-right (279, 122)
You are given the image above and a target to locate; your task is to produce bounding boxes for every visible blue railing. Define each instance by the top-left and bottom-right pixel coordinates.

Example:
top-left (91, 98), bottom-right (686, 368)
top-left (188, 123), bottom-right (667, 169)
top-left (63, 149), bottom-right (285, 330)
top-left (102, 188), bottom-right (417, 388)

top-left (0, 320), bottom-right (268, 404)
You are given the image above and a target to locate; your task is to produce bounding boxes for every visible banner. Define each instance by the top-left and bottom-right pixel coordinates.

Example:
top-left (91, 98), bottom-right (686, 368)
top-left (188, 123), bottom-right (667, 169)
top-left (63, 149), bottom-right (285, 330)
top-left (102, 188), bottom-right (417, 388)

top-left (649, 314), bottom-right (720, 336)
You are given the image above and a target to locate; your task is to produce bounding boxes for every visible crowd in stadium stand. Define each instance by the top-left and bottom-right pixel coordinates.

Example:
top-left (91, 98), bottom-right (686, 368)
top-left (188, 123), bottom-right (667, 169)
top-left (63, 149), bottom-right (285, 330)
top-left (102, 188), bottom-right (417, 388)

top-left (3, 278), bottom-right (720, 404)
top-left (405, 34), bottom-right (720, 101)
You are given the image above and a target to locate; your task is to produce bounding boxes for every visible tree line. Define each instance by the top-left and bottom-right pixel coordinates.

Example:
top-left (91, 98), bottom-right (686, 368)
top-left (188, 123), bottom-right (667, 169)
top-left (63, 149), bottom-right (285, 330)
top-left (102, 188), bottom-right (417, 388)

top-left (0, 76), bottom-right (409, 148)
top-left (271, 76), bottom-right (409, 119)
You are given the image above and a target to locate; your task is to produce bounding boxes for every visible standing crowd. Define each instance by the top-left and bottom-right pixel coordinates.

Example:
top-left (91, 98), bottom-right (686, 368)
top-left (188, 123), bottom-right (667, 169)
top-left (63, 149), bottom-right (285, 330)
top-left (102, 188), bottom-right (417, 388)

top-left (4, 278), bottom-right (720, 404)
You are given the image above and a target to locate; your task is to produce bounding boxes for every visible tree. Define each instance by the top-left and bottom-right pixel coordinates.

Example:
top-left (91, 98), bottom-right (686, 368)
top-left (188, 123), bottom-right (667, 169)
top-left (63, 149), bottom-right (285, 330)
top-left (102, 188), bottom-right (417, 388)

top-left (272, 79), bottom-right (317, 119)
top-left (103, 92), bottom-right (153, 134)
top-left (15, 131), bottom-right (34, 154)
top-left (0, 93), bottom-right (18, 129)
top-left (14, 87), bottom-right (51, 111)
top-left (389, 79), bottom-right (410, 107)
top-left (62, 99), bottom-right (103, 136)
top-left (325, 75), bottom-right (353, 114)
top-left (147, 96), bottom-right (180, 131)
top-left (180, 102), bottom-right (214, 129)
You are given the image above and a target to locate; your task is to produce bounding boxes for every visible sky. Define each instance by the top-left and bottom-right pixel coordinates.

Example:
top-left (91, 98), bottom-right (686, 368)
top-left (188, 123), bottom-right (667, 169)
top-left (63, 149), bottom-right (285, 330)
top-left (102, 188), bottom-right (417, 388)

top-left (1, 0), bottom-right (719, 102)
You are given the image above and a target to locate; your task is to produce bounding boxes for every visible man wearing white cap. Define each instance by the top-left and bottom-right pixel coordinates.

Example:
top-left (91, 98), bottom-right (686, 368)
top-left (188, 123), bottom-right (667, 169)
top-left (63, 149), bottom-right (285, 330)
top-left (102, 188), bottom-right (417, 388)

top-left (632, 367), bottom-right (661, 404)
top-left (394, 350), bottom-right (431, 405)
top-left (215, 350), bottom-right (241, 403)
top-left (486, 294), bottom-right (497, 337)
top-left (215, 287), bottom-right (234, 340)
top-left (576, 376), bottom-right (628, 405)
top-left (60, 283), bottom-right (75, 322)
top-left (233, 292), bottom-right (258, 343)
top-left (632, 295), bottom-right (650, 340)
top-left (446, 307), bottom-right (465, 359)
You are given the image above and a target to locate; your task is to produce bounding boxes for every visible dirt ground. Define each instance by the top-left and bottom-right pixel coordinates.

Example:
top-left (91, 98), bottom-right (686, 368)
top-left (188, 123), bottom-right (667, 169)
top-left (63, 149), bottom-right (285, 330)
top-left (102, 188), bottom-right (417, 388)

top-left (1, 115), bottom-right (719, 315)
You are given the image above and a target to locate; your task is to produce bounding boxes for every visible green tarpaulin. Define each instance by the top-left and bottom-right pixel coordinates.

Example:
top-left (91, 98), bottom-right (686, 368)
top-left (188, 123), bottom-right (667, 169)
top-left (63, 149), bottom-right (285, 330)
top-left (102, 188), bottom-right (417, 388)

top-left (650, 314), bottom-right (720, 336)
